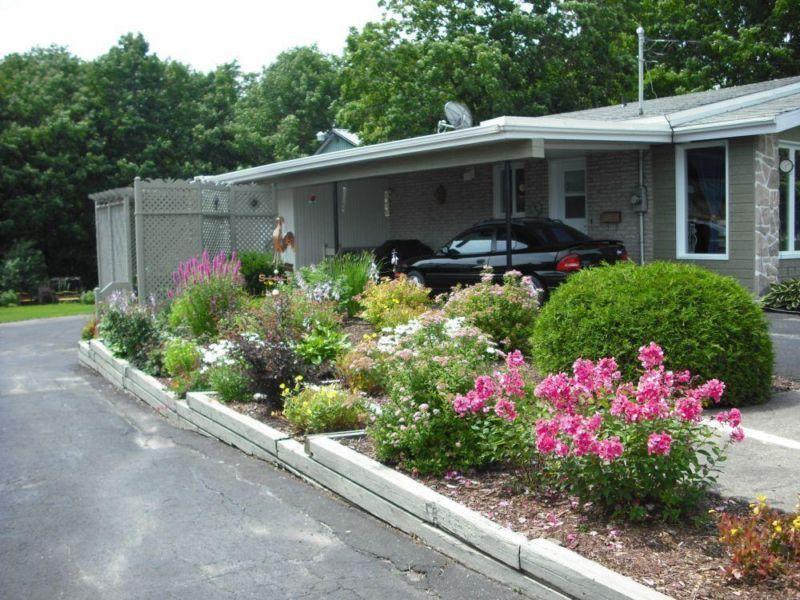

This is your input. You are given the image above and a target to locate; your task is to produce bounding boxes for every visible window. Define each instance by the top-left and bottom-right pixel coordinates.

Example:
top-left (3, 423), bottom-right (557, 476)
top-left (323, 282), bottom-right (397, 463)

top-left (493, 163), bottom-right (526, 217)
top-left (779, 143), bottom-right (800, 257)
top-left (563, 169), bottom-right (586, 219)
top-left (676, 143), bottom-right (728, 259)
top-left (446, 228), bottom-right (493, 255)
top-left (495, 227), bottom-right (530, 252)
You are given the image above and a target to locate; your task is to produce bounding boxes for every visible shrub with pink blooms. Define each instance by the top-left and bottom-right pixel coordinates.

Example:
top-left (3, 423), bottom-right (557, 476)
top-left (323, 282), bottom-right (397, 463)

top-left (443, 268), bottom-right (540, 354)
top-left (533, 342), bottom-right (744, 521)
top-left (367, 311), bottom-right (530, 473)
top-left (168, 250), bottom-right (246, 339)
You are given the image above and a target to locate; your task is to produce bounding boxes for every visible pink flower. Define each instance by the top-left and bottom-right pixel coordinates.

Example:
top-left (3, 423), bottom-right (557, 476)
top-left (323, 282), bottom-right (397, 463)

top-left (536, 433), bottom-right (557, 454)
top-left (555, 441), bottom-right (570, 457)
top-left (696, 379), bottom-right (725, 404)
top-left (638, 342), bottom-right (665, 370)
top-left (494, 398), bottom-right (517, 421)
top-left (674, 396), bottom-right (703, 422)
top-left (595, 436), bottom-right (624, 462)
top-left (474, 375), bottom-right (496, 400)
top-left (505, 349), bottom-right (525, 369)
top-left (729, 426), bottom-right (745, 443)
top-left (716, 407), bottom-right (742, 428)
top-left (572, 430), bottom-right (598, 457)
top-left (647, 432), bottom-right (673, 456)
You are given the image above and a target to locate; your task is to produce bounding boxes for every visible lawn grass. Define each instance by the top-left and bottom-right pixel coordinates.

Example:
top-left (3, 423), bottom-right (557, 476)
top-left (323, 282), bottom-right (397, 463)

top-left (0, 303), bottom-right (95, 324)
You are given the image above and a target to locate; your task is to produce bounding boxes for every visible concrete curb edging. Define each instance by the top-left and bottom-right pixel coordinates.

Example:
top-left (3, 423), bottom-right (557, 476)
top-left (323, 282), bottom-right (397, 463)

top-left (78, 340), bottom-right (671, 600)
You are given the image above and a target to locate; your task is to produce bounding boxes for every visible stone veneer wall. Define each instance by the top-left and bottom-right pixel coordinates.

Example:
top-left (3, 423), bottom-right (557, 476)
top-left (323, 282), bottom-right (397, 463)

top-left (754, 134), bottom-right (781, 295)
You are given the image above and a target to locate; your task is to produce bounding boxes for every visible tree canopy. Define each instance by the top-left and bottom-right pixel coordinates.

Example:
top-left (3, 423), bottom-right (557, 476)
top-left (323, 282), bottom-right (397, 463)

top-left (2, 1), bottom-right (799, 285)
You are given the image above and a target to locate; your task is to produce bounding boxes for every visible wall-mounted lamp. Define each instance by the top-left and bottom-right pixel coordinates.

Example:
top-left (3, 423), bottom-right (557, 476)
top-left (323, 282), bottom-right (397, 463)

top-left (383, 188), bottom-right (392, 217)
top-left (463, 166), bottom-right (475, 181)
top-left (341, 185), bottom-right (347, 214)
top-left (308, 194), bottom-right (317, 205)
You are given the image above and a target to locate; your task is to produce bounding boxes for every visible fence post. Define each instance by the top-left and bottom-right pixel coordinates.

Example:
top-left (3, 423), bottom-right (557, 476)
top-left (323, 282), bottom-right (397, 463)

top-left (133, 177), bottom-right (146, 299)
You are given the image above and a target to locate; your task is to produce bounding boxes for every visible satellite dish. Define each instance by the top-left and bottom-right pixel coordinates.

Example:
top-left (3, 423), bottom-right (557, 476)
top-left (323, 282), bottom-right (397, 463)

top-left (437, 101), bottom-right (473, 133)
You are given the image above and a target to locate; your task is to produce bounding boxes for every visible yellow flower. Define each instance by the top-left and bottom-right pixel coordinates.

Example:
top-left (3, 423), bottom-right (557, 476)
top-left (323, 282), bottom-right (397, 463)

top-left (772, 520), bottom-right (782, 533)
top-left (729, 528), bottom-right (739, 536)
top-left (792, 516), bottom-right (800, 531)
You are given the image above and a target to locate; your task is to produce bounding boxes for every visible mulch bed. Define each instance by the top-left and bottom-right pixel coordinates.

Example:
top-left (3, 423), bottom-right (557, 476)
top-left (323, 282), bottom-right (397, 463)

top-left (341, 435), bottom-right (798, 600)
top-left (228, 401), bottom-right (293, 433)
top-left (342, 317), bottom-right (374, 345)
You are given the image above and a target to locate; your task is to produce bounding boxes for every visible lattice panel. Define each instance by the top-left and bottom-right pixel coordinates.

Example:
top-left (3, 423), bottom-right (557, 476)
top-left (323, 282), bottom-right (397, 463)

top-left (140, 184), bottom-right (198, 214)
top-left (233, 216), bottom-right (276, 252)
top-left (201, 187), bottom-right (230, 214)
top-left (96, 207), bottom-right (113, 286)
top-left (231, 184), bottom-right (276, 215)
top-left (139, 214), bottom-right (199, 297)
top-left (202, 216), bottom-right (232, 256)
top-left (109, 203), bottom-right (129, 281)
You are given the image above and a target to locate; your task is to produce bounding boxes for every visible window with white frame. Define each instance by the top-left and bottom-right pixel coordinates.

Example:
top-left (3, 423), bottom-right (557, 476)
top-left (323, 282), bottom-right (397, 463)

top-left (676, 143), bottom-right (728, 259)
top-left (493, 162), bottom-right (526, 217)
top-left (779, 143), bottom-right (800, 257)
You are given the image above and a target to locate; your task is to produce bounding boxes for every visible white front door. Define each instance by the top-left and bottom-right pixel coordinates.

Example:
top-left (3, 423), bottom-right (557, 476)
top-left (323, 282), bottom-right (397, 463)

top-left (549, 158), bottom-right (587, 233)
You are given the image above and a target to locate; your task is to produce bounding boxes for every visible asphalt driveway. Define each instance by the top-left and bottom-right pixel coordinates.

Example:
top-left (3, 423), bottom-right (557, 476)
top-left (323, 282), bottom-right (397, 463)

top-left (0, 316), bottom-right (519, 600)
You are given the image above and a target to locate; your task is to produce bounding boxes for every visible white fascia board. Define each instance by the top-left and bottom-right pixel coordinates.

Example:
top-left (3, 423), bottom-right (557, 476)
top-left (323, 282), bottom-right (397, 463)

top-left (485, 115), bottom-right (671, 140)
top-left (774, 108), bottom-right (800, 132)
top-left (672, 116), bottom-right (779, 143)
top-left (664, 81), bottom-right (800, 127)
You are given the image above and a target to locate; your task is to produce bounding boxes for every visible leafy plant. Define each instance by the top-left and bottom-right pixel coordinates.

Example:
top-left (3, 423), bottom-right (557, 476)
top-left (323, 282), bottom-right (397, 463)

top-left (98, 291), bottom-right (160, 370)
top-left (336, 334), bottom-right (386, 395)
top-left (717, 495), bottom-right (800, 584)
top-left (168, 250), bottom-right (246, 339)
top-left (0, 289), bottom-right (20, 307)
top-left (81, 316), bottom-right (98, 340)
top-left (163, 338), bottom-right (201, 378)
top-left (295, 324), bottom-right (350, 366)
top-left (532, 261), bottom-right (773, 407)
top-left (763, 278), bottom-right (800, 312)
top-left (282, 382), bottom-right (366, 434)
top-left (208, 363), bottom-right (251, 403)
top-left (533, 343), bottom-right (743, 521)
top-left (359, 274), bottom-right (432, 329)
top-left (444, 268), bottom-right (540, 353)
top-left (80, 290), bottom-right (95, 304)
top-left (297, 251), bottom-right (377, 316)
top-left (0, 240), bottom-right (47, 295)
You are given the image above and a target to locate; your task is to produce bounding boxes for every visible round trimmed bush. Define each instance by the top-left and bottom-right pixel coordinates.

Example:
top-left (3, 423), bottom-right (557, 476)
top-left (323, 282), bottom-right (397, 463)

top-left (531, 261), bottom-right (773, 406)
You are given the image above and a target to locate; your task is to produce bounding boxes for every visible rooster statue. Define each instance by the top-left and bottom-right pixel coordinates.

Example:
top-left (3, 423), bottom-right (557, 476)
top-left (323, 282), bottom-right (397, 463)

top-left (272, 216), bottom-right (295, 261)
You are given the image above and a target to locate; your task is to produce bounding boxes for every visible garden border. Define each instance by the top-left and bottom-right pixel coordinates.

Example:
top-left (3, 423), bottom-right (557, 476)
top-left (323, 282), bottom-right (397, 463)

top-left (77, 339), bottom-right (671, 600)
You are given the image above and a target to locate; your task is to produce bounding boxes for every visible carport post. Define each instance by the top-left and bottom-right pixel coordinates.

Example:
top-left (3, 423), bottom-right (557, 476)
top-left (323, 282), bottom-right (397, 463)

top-left (332, 181), bottom-right (340, 253)
top-left (503, 160), bottom-right (513, 269)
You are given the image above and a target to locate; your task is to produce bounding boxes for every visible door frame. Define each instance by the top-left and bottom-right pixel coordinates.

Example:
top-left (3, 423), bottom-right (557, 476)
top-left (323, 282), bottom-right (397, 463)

top-left (493, 161), bottom-right (526, 218)
top-left (548, 157), bottom-right (587, 232)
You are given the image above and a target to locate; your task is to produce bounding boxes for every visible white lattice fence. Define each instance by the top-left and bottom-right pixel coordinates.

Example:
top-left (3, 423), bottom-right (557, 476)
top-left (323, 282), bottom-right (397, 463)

top-left (90, 187), bottom-right (135, 300)
top-left (133, 178), bottom-right (275, 299)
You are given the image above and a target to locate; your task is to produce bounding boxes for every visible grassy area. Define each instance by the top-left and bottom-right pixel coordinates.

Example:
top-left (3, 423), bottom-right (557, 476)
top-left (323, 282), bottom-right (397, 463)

top-left (0, 303), bottom-right (95, 324)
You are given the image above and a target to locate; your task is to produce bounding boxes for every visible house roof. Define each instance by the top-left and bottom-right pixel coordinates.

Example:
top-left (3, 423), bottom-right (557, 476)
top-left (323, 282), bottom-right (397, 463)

top-left (205, 76), bottom-right (800, 185)
top-left (314, 128), bottom-right (362, 155)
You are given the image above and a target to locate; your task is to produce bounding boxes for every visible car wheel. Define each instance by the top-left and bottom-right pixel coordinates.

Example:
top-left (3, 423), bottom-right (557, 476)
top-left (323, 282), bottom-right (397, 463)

top-left (406, 270), bottom-right (426, 287)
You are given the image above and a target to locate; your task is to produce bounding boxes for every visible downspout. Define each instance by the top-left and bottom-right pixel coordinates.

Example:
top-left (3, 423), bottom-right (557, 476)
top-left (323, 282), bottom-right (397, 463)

top-left (638, 150), bottom-right (645, 264)
top-left (503, 161), bottom-right (513, 270)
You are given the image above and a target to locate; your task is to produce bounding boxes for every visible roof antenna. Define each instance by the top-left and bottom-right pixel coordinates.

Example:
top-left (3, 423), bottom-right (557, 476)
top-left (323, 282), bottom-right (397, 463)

top-left (637, 26), bottom-right (645, 115)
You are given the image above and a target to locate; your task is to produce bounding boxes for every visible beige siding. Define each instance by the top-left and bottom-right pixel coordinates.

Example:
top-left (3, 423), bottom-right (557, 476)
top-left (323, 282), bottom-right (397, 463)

top-left (652, 138), bottom-right (756, 291)
top-left (777, 126), bottom-right (800, 280)
top-left (338, 179), bottom-right (390, 250)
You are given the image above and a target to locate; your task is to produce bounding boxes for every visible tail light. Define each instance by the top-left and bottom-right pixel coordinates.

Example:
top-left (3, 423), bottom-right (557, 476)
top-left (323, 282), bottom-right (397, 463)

top-left (619, 248), bottom-right (629, 261)
top-left (556, 254), bottom-right (582, 272)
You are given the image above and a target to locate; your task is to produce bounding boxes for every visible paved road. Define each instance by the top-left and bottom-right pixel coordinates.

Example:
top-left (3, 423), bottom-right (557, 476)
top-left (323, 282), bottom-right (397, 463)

top-left (767, 311), bottom-right (800, 381)
top-left (0, 316), bottom-right (519, 600)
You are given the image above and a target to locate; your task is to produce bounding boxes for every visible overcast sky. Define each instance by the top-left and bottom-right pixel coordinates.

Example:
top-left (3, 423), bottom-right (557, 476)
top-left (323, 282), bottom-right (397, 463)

top-left (0, 0), bottom-right (385, 72)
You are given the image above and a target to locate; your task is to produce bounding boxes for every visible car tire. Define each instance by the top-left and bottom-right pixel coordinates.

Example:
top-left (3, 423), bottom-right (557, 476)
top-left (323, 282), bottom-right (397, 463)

top-left (406, 270), bottom-right (426, 287)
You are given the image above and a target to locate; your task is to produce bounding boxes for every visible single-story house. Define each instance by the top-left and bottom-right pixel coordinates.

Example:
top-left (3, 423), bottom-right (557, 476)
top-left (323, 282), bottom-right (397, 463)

top-left (204, 75), bottom-right (800, 295)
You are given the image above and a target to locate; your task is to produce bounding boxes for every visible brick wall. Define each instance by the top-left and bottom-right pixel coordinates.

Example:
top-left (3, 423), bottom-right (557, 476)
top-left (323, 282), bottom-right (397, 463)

top-left (386, 153), bottom-right (650, 260)
top-left (586, 150), bottom-right (654, 263)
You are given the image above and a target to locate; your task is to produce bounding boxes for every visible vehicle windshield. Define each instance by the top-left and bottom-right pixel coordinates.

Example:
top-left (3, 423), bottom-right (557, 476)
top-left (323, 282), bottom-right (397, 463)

top-left (523, 221), bottom-right (591, 245)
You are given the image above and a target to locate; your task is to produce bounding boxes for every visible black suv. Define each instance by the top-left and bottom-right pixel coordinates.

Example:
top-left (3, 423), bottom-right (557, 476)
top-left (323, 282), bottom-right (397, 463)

top-left (398, 218), bottom-right (627, 294)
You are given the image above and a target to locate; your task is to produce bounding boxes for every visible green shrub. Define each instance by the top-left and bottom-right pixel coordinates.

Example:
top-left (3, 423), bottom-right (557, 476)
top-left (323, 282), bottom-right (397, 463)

top-left (0, 240), bottom-right (48, 295)
top-left (0, 289), bottom-right (20, 307)
top-left (98, 292), bottom-right (160, 370)
top-left (532, 261), bottom-right (773, 407)
top-left (282, 383), bottom-right (366, 434)
top-left (208, 363), bottom-right (251, 403)
top-left (763, 278), bottom-right (800, 312)
top-left (80, 290), bottom-right (95, 305)
top-left (239, 251), bottom-right (283, 295)
top-left (336, 335), bottom-right (386, 395)
top-left (444, 269), bottom-right (539, 353)
top-left (81, 316), bottom-right (98, 340)
top-left (163, 338), bottom-right (201, 377)
top-left (297, 251), bottom-right (377, 316)
top-left (359, 275), bottom-right (432, 329)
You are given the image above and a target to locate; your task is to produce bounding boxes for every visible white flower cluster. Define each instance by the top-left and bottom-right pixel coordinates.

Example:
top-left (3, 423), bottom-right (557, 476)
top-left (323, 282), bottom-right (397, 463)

top-left (200, 340), bottom-right (237, 372)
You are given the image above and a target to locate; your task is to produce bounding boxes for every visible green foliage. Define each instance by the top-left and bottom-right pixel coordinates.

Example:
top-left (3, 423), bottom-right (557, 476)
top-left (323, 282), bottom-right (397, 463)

top-left (359, 275), bottom-right (432, 329)
top-left (532, 261), bottom-right (773, 407)
top-left (0, 289), bottom-right (20, 307)
top-left (297, 251), bottom-right (377, 316)
top-left (0, 240), bottom-right (48, 294)
top-left (168, 278), bottom-right (245, 340)
top-left (282, 382), bottom-right (366, 434)
top-left (98, 292), bottom-right (160, 369)
top-left (163, 338), bottom-right (201, 378)
top-left (763, 278), bottom-right (800, 312)
top-left (443, 269), bottom-right (539, 354)
top-left (295, 324), bottom-right (350, 366)
top-left (238, 251), bottom-right (282, 295)
top-left (208, 363), bottom-right (252, 404)
top-left (80, 290), bottom-right (95, 304)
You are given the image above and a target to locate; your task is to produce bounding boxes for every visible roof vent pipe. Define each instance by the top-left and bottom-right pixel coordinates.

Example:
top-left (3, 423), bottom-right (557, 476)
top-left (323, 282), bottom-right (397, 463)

top-left (637, 26), bottom-right (645, 116)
